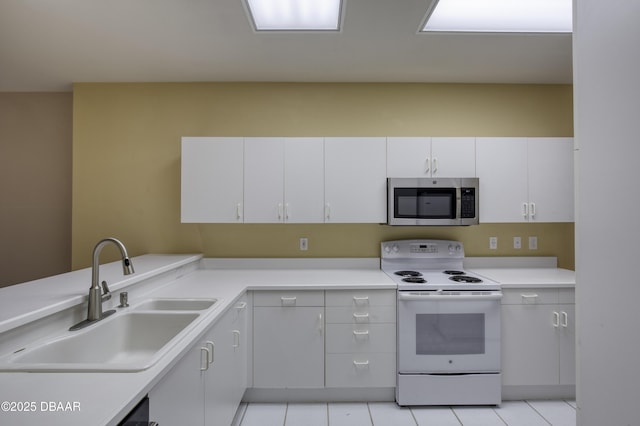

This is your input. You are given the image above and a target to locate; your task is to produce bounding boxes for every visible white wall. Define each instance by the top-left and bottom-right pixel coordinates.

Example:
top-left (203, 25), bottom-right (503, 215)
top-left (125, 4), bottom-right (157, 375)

top-left (574, 1), bottom-right (640, 424)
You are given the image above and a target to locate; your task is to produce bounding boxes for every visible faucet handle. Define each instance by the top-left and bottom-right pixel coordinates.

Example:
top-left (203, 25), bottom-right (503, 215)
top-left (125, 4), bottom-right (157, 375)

top-left (101, 281), bottom-right (112, 302)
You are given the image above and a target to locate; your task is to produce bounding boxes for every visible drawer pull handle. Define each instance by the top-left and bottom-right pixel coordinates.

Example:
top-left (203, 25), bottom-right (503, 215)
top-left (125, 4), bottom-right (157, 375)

top-left (353, 312), bottom-right (370, 321)
top-left (521, 293), bottom-right (538, 303)
top-left (281, 297), bottom-right (297, 306)
top-left (353, 330), bottom-right (370, 337)
top-left (353, 360), bottom-right (370, 367)
top-left (353, 296), bottom-right (369, 305)
top-left (235, 302), bottom-right (247, 310)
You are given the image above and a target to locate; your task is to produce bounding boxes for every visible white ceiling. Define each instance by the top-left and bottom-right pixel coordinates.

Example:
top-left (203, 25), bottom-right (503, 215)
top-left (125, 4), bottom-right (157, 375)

top-left (0, 0), bottom-right (573, 92)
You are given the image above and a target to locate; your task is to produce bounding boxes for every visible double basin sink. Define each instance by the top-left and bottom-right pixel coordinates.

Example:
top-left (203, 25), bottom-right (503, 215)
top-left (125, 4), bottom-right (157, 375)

top-left (0, 298), bottom-right (218, 372)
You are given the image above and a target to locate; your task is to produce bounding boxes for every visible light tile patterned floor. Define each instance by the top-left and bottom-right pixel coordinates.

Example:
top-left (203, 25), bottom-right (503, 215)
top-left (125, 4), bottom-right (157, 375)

top-left (233, 400), bottom-right (576, 426)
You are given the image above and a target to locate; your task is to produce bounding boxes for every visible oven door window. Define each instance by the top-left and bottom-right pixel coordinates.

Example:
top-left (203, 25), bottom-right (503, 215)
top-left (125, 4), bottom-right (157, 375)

top-left (395, 188), bottom-right (456, 219)
top-left (416, 313), bottom-right (485, 355)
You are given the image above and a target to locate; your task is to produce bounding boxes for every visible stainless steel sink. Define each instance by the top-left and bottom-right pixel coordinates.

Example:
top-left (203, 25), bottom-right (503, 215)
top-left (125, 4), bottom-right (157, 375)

top-left (0, 312), bottom-right (200, 372)
top-left (134, 298), bottom-right (217, 311)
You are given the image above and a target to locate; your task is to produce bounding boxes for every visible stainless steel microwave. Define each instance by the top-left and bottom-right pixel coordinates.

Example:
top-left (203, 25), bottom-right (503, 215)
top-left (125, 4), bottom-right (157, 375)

top-left (387, 177), bottom-right (479, 226)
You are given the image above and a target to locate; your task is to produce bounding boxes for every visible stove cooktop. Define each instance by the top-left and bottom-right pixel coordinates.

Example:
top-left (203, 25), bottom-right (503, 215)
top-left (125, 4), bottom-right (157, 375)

top-left (381, 240), bottom-right (500, 291)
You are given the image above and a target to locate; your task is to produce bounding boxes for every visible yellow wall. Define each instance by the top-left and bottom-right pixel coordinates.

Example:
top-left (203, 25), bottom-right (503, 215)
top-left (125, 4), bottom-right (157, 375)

top-left (72, 83), bottom-right (574, 270)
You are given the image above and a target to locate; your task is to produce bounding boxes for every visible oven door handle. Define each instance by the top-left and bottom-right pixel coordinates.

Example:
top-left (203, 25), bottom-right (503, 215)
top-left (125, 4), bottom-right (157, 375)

top-left (398, 292), bottom-right (502, 301)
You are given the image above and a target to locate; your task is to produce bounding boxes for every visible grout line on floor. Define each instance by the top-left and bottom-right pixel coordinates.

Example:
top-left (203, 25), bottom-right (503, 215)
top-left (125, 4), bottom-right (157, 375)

top-left (524, 400), bottom-right (553, 426)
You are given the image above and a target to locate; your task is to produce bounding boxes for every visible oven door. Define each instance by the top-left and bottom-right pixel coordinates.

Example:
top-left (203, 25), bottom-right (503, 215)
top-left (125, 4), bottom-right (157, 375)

top-left (397, 291), bottom-right (501, 374)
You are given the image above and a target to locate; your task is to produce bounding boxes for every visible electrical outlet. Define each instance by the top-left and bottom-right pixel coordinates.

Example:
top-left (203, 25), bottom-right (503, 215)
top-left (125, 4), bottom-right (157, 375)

top-left (513, 236), bottom-right (522, 249)
top-left (529, 236), bottom-right (538, 250)
top-left (299, 237), bottom-right (308, 251)
top-left (489, 237), bottom-right (498, 250)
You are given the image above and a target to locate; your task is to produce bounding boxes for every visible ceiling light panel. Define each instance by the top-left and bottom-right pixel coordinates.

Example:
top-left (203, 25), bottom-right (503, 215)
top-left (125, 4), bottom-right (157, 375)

top-left (246, 0), bottom-right (343, 31)
top-left (422, 0), bottom-right (572, 33)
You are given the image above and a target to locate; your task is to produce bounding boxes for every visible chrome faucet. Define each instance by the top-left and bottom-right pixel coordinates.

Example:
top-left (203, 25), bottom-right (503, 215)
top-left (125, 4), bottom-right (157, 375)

top-left (70, 237), bottom-right (135, 331)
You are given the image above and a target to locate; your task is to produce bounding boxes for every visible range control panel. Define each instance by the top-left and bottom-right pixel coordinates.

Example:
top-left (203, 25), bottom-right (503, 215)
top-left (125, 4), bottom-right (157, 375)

top-left (381, 240), bottom-right (464, 259)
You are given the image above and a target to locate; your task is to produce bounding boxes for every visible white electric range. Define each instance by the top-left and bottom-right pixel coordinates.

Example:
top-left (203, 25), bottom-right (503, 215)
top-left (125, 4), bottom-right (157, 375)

top-left (382, 240), bottom-right (502, 406)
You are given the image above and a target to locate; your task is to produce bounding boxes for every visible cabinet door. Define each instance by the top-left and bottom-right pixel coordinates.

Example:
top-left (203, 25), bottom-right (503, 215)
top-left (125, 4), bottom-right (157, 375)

top-left (244, 137), bottom-right (285, 223)
top-left (476, 137), bottom-right (528, 222)
top-left (324, 137), bottom-right (387, 223)
top-left (501, 304), bottom-right (560, 386)
top-left (284, 137), bottom-right (325, 223)
top-left (557, 304), bottom-right (576, 385)
top-left (204, 307), bottom-right (244, 426)
top-left (181, 137), bottom-right (244, 223)
top-left (253, 306), bottom-right (324, 388)
top-left (149, 340), bottom-right (205, 425)
top-left (431, 137), bottom-right (476, 177)
top-left (527, 137), bottom-right (574, 222)
top-left (387, 137), bottom-right (431, 177)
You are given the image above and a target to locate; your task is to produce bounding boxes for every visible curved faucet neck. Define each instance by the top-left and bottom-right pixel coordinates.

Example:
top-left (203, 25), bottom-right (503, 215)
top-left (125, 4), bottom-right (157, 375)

top-left (91, 237), bottom-right (134, 288)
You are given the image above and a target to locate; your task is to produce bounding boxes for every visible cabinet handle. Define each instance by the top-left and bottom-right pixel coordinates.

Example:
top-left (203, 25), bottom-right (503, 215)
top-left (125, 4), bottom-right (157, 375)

top-left (236, 203), bottom-right (242, 221)
top-left (432, 157), bottom-right (438, 174)
top-left (425, 157), bottom-right (430, 173)
top-left (281, 296), bottom-right (297, 306)
top-left (235, 301), bottom-right (247, 310)
top-left (285, 203), bottom-right (290, 220)
top-left (522, 202), bottom-right (528, 218)
top-left (561, 311), bottom-right (569, 328)
top-left (553, 311), bottom-right (560, 328)
top-left (206, 341), bottom-right (215, 364)
top-left (200, 347), bottom-right (211, 371)
top-left (521, 293), bottom-right (538, 303)
top-left (353, 312), bottom-right (370, 322)
top-left (325, 203), bottom-right (331, 220)
top-left (318, 313), bottom-right (323, 335)
top-left (353, 296), bottom-right (369, 305)
top-left (278, 203), bottom-right (283, 220)
top-left (353, 330), bottom-right (370, 337)
top-left (232, 330), bottom-right (240, 348)
top-left (353, 360), bottom-right (370, 367)
top-left (530, 202), bottom-right (536, 218)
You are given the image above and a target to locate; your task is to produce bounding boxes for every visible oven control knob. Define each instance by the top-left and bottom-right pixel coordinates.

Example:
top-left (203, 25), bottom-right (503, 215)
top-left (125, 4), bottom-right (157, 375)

top-left (392, 244), bottom-right (399, 253)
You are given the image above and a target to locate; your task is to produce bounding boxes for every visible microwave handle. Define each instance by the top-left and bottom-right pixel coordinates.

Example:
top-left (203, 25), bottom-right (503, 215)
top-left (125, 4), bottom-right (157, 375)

top-left (456, 187), bottom-right (462, 219)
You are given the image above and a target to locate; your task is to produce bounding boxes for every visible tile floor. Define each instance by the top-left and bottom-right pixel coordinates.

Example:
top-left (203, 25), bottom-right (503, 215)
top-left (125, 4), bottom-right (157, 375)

top-left (232, 400), bottom-right (576, 426)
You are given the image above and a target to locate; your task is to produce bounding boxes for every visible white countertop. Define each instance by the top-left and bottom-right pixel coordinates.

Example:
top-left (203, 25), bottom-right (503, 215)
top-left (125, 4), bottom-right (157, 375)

top-left (469, 267), bottom-right (576, 288)
top-left (0, 254), bottom-right (573, 425)
top-left (0, 256), bottom-right (394, 426)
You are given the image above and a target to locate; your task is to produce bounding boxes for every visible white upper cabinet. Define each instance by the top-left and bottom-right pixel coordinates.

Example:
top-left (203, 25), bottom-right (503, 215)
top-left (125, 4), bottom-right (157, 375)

top-left (324, 137), bottom-right (387, 223)
top-left (181, 137), bottom-right (244, 223)
top-left (244, 137), bottom-right (285, 223)
top-left (527, 138), bottom-right (574, 222)
top-left (284, 138), bottom-right (325, 223)
top-left (476, 137), bottom-right (574, 222)
top-left (244, 137), bottom-right (324, 223)
top-left (387, 137), bottom-right (476, 178)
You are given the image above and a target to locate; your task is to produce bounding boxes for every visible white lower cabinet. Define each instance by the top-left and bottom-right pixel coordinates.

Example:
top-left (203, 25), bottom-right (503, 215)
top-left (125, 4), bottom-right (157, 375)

top-left (252, 291), bottom-right (325, 388)
top-left (149, 296), bottom-right (248, 426)
top-left (325, 290), bottom-right (396, 388)
top-left (501, 288), bottom-right (575, 387)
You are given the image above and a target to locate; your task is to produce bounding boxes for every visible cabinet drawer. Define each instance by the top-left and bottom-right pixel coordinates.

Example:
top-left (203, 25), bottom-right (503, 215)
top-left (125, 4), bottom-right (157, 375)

top-left (326, 324), bottom-right (396, 354)
top-left (326, 353), bottom-right (396, 388)
top-left (325, 306), bottom-right (396, 324)
top-left (501, 289), bottom-right (558, 305)
top-left (558, 288), bottom-right (575, 304)
top-left (325, 290), bottom-right (396, 307)
top-left (253, 290), bottom-right (324, 307)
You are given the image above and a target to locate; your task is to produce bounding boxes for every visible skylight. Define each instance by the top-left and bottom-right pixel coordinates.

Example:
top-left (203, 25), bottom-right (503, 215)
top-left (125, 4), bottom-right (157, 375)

top-left (245, 0), bottom-right (343, 31)
top-left (421, 0), bottom-right (572, 33)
